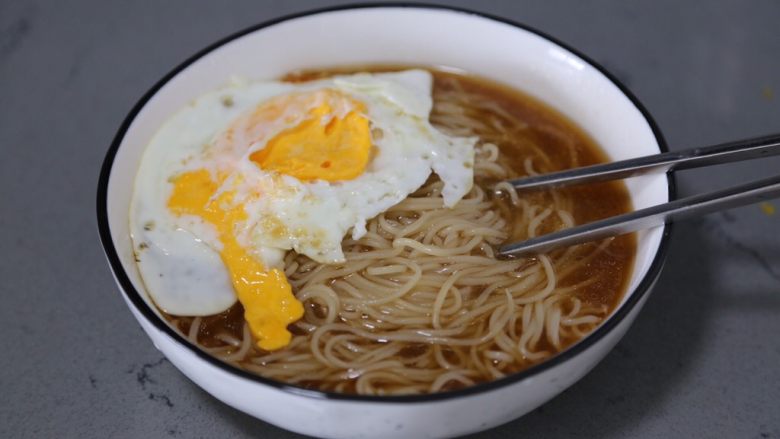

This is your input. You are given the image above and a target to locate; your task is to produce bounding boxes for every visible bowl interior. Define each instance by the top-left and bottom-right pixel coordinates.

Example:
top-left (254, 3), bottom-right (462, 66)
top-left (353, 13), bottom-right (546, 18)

top-left (102, 6), bottom-right (667, 372)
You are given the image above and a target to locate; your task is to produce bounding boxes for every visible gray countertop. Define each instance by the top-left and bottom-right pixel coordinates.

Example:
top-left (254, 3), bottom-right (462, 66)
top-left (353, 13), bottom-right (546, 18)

top-left (2, 1), bottom-right (779, 438)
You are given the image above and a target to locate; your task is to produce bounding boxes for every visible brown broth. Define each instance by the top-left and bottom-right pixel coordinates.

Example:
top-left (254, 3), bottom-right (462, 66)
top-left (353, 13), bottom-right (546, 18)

top-left (166, 67), bottom-right (636, 382)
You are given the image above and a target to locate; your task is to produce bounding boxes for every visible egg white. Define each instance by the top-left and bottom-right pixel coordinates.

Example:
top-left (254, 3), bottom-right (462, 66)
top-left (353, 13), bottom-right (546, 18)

top-left (130, 70), bottom-right (476, 316)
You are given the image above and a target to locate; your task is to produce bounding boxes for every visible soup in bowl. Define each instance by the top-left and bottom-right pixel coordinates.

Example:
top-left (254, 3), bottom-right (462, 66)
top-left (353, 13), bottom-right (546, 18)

top-left (98, 5), bottom-right (671, 438)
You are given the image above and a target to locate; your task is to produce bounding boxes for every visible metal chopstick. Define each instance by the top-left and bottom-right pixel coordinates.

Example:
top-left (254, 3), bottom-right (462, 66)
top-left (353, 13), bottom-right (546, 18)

top-left (497, 134), bottom-right (780, 258)
top-left (498, 174), bottom-right (780, 258)
top-left (507, 133), bottom-right (780, 192)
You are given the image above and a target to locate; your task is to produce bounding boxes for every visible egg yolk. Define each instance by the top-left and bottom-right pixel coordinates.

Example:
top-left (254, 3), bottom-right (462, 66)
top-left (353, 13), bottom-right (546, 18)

top-left (249, 90), bottom-right (371, 182)
top-left (168, 169), bottom-right (303, 351)
top-left (165, 90), bottom-right (372, 350)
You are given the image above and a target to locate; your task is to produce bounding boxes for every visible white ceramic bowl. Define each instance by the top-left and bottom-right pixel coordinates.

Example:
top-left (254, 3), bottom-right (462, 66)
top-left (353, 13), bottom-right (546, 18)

top-left (97, 5), bottom-right (672, 438)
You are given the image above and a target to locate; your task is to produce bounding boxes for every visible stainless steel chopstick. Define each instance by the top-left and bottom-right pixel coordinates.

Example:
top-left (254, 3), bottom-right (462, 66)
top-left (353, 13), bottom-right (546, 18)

top-left (498, 174), bottom-right (780, 258)
top-left (497, 133), bottom-right (780, 258)
top-left (507, 133), bottom-right (780, 192)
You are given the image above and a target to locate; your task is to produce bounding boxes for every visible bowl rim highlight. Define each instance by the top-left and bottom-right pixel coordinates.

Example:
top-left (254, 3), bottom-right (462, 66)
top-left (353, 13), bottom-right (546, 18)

top-left (96, 2), bottom-right (675, 403)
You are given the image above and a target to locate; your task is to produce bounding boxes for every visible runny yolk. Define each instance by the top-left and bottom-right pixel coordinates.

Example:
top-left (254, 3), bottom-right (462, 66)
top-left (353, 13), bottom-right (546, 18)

top-left (167, 169), bottom-right (303, 351)
top-left (249, 90), bottom-right (371, 181)
top-left (165, 90), bottom-right (370, 350)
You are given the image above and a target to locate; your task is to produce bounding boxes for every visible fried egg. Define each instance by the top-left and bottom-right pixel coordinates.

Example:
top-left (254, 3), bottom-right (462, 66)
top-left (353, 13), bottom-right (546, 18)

top-left (130, 70), bottom-right (476, 350)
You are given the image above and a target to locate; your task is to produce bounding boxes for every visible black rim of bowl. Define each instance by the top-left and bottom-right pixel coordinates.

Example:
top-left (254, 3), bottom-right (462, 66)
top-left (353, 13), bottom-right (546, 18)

top-left (97, 2), bottom-right (675, 403)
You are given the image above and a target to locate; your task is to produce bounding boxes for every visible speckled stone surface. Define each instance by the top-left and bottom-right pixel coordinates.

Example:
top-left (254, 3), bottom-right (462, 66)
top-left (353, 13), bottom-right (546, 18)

top-left (1, 1), bottom-right (779, 438)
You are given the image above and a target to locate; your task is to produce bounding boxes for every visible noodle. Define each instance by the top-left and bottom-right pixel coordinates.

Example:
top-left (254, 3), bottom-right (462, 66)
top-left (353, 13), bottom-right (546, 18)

top-left (165, 69), bottom-right (635, 395)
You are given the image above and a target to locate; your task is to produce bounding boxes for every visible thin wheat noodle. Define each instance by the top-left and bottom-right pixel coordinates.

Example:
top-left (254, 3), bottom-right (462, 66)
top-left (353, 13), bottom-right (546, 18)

top-left (164, 69), bottom-right (635, 396)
